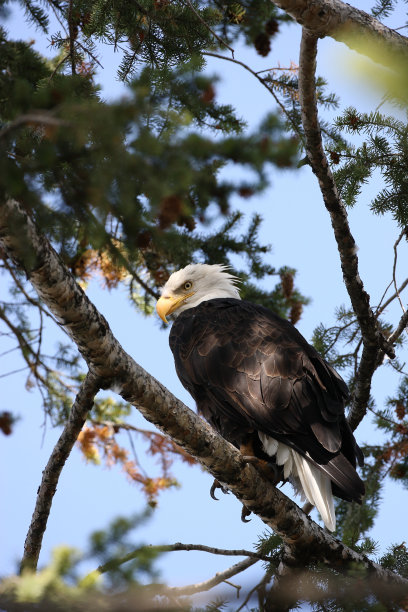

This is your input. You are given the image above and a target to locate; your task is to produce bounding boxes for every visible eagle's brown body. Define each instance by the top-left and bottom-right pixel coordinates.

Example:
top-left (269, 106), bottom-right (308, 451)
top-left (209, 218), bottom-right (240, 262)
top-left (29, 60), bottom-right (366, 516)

top-left (169, 298), bottom-right (365, 505)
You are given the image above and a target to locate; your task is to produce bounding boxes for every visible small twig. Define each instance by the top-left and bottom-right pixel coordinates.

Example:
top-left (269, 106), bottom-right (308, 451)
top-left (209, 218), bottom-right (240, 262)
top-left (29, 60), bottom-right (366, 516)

top-left (224, 580), bottom-right (242, 598)
top-left (125, 428), bottom-right (148, 478)
top-left (388, 310), bottom-right (408, 346)
top-left (0, 365), bottom-right (29, 378)
top-left (368, 405), bottom-right (400, 429)
top-left (392, 228), bottom-right (407, 313)
top-left (2, 256), bottom-right (61, 326)
top-left (236, 567), bottom-right (274, 612)
top-left (48, 53), bottom-right (70, 80)
top-left (166, 557), bottom-right (258, 596)
top-left (76, 40), bottom-right (103, 69)
top-left (203, 51), bottom-right (304, 143)
top-left (183, 0), bottom-right (234, 56)
top-left (20, 372), bottom-right (101, 573)
top-left (376, 278), bottom-right (408, 316)
top-left (130, 271), bottom-right (160, 300)
top-left (256, 64), bottom-right (298, 75)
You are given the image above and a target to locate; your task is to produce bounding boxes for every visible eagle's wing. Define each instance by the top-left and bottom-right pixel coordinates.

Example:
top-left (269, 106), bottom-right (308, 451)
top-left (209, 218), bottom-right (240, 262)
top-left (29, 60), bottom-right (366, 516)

top-left (170, 298), bottom-right (364, 503)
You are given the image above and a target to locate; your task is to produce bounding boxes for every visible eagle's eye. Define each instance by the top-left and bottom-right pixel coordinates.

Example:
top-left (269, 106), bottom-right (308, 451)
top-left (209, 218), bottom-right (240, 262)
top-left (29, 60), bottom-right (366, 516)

top-left (184, 281), bottom-right (193, 291)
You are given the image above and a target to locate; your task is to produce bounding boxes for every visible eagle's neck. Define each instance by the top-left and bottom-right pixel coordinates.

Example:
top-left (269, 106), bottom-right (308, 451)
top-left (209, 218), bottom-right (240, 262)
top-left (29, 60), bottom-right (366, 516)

top-left (177, 286), bottom-right (240, 315)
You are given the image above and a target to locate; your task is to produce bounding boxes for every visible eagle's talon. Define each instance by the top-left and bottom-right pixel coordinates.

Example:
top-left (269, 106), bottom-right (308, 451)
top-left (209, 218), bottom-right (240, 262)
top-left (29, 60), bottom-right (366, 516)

top-left (242, 455), bottom-right (258, 464)
top-left (210, 479), bottom-right (228, 500)
top-left (241, 505), bottom-right (251, 523)
top-left (243, 455), bottom-right (282, 485)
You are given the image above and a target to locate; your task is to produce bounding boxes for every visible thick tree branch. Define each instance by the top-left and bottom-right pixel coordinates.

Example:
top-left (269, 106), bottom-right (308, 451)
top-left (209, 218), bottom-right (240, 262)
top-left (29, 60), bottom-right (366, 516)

top-left (271, 0), bottom-right (408, 64)
top-left (20, 371), bottom-right (102, 573)
top-left (298, 29), bottom-right (396, 431)
top-left (1, 199), bottom-right (407, 588)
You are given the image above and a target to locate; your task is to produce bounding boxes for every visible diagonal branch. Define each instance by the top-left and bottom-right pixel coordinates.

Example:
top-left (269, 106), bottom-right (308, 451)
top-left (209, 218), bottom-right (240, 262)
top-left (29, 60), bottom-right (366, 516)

top-left (1, 198), bottom-right (407, 588)
top-left (21, 371), bottom-right (102, 573)
top-left (165, 556), bottom-right (258, 596)
top-left (271, 0), bottom-right (408, 64)
top-left (297, 29), bottom-right (395, 431)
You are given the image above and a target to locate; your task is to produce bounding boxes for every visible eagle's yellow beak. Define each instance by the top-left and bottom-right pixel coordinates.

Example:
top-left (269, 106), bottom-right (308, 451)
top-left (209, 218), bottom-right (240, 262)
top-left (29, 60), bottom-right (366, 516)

top-left (156, 292), bottom-right (195, 323)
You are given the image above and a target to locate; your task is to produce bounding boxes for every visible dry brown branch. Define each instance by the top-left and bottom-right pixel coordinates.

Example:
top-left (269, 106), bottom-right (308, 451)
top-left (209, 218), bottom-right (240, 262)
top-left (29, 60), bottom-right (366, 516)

top-left (270, 0), bottom-right (408, 64)
top-left (1, 199), bottom-right (407, 588)
top-left (20, 371), bottom-right (101, 572)
top-left (297, 29), bottom-right (395, 432)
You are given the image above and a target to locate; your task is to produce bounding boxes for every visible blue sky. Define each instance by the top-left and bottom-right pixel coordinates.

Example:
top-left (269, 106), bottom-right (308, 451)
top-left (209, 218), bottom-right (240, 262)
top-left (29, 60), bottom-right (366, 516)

top-left (1, 0), bottom-right (408, 605)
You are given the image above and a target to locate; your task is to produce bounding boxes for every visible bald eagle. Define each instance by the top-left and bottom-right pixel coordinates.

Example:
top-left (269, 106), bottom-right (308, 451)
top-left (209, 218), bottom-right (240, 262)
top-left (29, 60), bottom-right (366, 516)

top-left (156, 264), bottom-right (364, 531)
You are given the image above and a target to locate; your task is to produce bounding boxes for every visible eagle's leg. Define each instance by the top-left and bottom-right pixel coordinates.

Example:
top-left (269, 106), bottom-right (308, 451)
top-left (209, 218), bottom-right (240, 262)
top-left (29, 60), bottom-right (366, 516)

top-left (240, 435), bottom-right (282, 485)
top-left (238, 433), bottom-right (283, 523)
top-left (210, 479), bottom-right (229, 500)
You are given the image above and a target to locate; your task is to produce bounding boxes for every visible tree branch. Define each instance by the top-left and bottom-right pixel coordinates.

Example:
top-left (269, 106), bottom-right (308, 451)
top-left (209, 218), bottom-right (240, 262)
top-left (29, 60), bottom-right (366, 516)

top-left (165, 557), bottom-right (258, 596)
top-left (389, 309), bottom-right (408, 345)
top-left (1, 199), bottom-right (407, 588)
top-left (297, 29), bottom-right (395, 431)
top-left (203, 51), bottom-right (304, 143)
top-left (20, 371), bottom-right (101, 573)
top-left (0, 113), bottom-right (68, 141)
top-left (271, 0), bottom-right (408, 64)
top-left (392, 228), bottom-right (407, 313)
top-left (96, 542), bottom-right (273, 575)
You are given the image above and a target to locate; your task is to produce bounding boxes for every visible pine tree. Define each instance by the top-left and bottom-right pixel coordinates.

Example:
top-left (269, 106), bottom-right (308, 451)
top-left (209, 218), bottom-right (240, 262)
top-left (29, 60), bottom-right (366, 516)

top-left (1, 0), bottom-right (408, 609)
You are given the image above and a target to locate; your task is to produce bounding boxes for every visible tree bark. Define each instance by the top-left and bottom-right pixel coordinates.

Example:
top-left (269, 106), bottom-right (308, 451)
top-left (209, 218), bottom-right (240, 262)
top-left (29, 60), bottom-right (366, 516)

top-left (271, 0), bottom-right (408, 64)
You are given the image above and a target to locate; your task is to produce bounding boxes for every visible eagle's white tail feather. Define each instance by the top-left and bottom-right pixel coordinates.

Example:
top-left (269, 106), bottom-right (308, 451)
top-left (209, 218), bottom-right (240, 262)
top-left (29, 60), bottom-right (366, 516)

top-left (291, 451), bottom-right (336, 532)
top-left (258, 432), bottom-right (336, 532)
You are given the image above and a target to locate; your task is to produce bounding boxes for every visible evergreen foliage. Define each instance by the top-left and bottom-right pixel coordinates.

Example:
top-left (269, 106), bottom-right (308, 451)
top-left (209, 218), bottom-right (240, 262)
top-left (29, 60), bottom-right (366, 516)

top-left (332, 108), bottom-right (408, 225)
top-left (1, 0), bottom-right (408, 609)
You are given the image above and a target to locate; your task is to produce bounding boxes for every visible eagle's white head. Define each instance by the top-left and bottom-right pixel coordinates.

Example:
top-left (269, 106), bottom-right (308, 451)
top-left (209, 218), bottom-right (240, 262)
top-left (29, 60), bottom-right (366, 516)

top-left (156, 263), bottom-right (241, 323)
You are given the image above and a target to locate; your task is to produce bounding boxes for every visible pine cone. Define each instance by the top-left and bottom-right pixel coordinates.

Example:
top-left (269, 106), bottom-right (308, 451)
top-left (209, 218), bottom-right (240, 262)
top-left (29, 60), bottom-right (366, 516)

top-left (265, 18), bottom-right (279, 36)
top-left (254, 33), bottom-right (271, 57)
top-left (280, 271), bottom-right (294, 298)
top-left (289, 302), bottom-right (303, 325)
